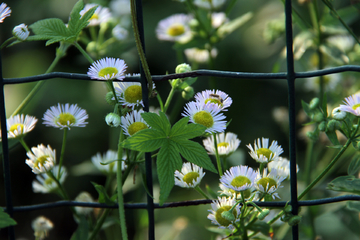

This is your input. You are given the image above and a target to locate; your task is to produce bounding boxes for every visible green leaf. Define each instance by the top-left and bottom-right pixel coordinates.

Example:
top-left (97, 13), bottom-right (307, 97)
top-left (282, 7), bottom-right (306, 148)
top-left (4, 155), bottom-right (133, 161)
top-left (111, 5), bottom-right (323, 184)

top-left (348, 156), bottom-right (360, 176)
top-left (325, 130), bottom-right (340, 146)
top-left (178, 77), bottom-right (197, 90)
top-left (120, 129), bottom-right (165, 152)
top-left (327, 175), bottom-right (360, 194)
top-left (29, 18), bottom-right (70, 45)
top-left (322, 93), bottom-right (328, 117)
top-left (171, 119), bottom-right (206, 139)
top-left (70, 216), bottom-right (88, 240)
top-left (175, 138), bottom-right (217, 173)
top-left (0, 208), bottom-right (16, 229)
top-left (141, 112), bottom-right (171, 136)
top-left (91, 182), bottom-right (116, 205)
top-left (301, 100), bottom-right (313, 117)
top-left (247, 221), bottom-right (270, 236)
top-left (68, 0), bottom-right (97, 37)
top-left (157, 140), bottom-right (182, 205)
top-left (322, 4), bottom-right (360, 26)
top-left (346, 201), bottom-right (360, 212)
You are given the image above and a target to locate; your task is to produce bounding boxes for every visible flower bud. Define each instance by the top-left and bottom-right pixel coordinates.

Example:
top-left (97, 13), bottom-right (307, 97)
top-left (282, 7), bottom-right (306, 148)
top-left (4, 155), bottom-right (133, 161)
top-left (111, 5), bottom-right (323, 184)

top-left (221, 210), bottom-right (235, 221)
top-left (13, 23), bottom-right (30, 41)
top-left (318, 121), bottom-right (327, 132)
top-left (257, 209), bottom-right (270, 220)
top-left (105, 92), bottom-right (116, 105)
top-left (105, 113), bottom-right (121, 127)
top-left (306, 131), bottom-right (318, 141)
top-left (182, 86), bottom-right (195, 100)
top-left (175, 63), bottom-right (192, 74)
top-left (86, 41), bottom-right (97, 55)
top-left (332, 107), bottom-right (346, 120)
top-left (312, 112), bottom-right (324, 122)
top-left (309, 98), bottom-right (320, 110)
top-left (327, 119), bottom-right (338, 132)
top-left (288, 215), bottom-right (302, 226)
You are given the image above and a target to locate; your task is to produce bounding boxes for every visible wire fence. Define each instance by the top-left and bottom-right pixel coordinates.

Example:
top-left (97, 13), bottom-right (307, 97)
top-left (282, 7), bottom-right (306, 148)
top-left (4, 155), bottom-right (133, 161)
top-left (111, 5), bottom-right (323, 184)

top-left (1, 0), bottom-right (360, 239)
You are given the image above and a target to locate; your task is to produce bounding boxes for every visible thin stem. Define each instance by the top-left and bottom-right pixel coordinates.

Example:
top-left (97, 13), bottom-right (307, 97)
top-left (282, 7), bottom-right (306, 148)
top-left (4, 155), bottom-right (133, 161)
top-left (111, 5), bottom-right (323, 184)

top-left (74, 42), bottom-right (94, 64)
top-left (163, 81), bottom-right (178, 114)
top-left (213, 133), bottom-right (223, 176)
top-left (18, 138), bottom-right (30, 152)
top-left (58, 128), bottom-right (68, 178)
top-left (195, 186), bottom-right (210, 199)
top-left (130, 0), bottom-right (153, 95)
top-left (88, 208), bottom-right (112, 240)
top-left (0, 37), bottom-right (16, 49)
top-left (117, 129), bottom-right (128, 240)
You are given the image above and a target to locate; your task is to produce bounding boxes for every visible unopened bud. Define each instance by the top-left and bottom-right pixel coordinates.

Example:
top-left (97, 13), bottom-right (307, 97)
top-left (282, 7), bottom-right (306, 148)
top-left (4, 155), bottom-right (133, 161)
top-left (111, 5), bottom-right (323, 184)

top-left (175, 63), bottom-right (192, 74)
top-left (105, 92), bottom-right (116, 105)
top-left (332, 107), bottom-right (346, 120)
top-left (221, 210), bottom-right (235, 221)
top-left (313, 112), bottom-right (325, 122)
top-left (288, 215), bottom-right (302, 226)
top-left (257, 209), bottom-right (270, 220)
top-left (306, 131), bottom-right (318, 141)
top-left (318, 121), bottom-right (327, 132)
top-left (327, 119), bottom-right (338, 132)
top-left (309, 98), bottom-right (320, 110)
top-left (182, 86), bottom-right (195, 100)
top-left (105, 113), bottom-right (121, 127)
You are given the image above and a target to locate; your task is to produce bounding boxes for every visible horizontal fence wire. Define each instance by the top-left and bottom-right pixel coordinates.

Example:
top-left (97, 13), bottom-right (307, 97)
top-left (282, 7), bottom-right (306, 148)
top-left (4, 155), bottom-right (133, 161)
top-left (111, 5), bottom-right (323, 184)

top-left (4, 195), bottom-right (360, 212)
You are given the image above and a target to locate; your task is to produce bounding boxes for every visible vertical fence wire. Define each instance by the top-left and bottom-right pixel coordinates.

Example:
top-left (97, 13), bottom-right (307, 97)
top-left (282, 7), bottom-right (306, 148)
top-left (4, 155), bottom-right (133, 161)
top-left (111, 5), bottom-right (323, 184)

top-left (134, 0), bottom-right (155, 239)
top-left (0, 54), bottom-right (15, 240)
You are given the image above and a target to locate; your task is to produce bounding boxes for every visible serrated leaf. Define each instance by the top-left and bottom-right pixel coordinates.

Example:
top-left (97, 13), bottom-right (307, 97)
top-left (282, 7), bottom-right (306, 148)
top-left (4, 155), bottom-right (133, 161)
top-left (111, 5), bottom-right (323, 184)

top-left (29, 18), bottom-right (70, 45)
top-left (171, 119), bottom-right (206, 139)
top-left (0, 208), bottom-right (16, 229)
top-left (91, 182), bottom-right (115, 205)
top-left (327, 175), bottom-right (360, 194)
top-left (121, 129), bottom-right (165, 152)
top-left (348, 156), bottom-right (360, 176)
top-left (141, 112), bottom-right (171, 135)
top-left (175, 138), bottom-right (217, 173)
top-left (157, 140), bottom-right (182, 205)
top-left (68, 0), bottom-right (97, 36)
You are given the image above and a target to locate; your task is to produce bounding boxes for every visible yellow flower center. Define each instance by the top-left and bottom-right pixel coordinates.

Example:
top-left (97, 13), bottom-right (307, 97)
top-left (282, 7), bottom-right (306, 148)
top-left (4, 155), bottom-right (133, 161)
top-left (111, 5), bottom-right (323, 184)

top-left (9, 123), bottom-right (24, 134)
top-left (215, 206), bottom-right (235, 227)
top-left (57, 113), bottom-right (76, 126)
top-left (34, 156), bottom-right (49, 169)
top-left (183, 172), bottom-right (200, 185)
top-left (90, 13), bottom-right (99, 21)
top-left (167, 24), bottom-right (185, 37)
top-left (44, 178), bottom-right (54, 186)
top-left (98, 67), bottom-right (118, 79)
top-left (128, 122), bottom-right (148, 136)
top-left (124, 85), bottom-right (142, 103)
top-left (352, 103), bottom-right (360, 110)
top-left (205, 98), bottom-right (223, 107)
top-left (257, 177), bottom-right (277, 191)
top-left (193, 111), bottom-right (214, 128)
top-left (256, 148), bottom-right (273, 160)
top-left (217, 142), bottom-right (229, 148)
top-left (230, 176), bottom-right (251, 189)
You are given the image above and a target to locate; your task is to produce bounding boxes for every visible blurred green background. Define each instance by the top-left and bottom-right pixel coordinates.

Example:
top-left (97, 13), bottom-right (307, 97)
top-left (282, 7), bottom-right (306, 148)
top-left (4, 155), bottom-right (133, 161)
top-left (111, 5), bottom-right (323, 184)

top-left (1, 0), bottom-right (360, 239)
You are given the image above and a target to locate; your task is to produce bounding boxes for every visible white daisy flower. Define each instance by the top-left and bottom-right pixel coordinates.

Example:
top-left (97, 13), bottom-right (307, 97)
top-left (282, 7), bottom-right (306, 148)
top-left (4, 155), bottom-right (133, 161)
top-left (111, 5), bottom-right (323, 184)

top-left (338, 93), bottom-right (360, 117)
top-left (203, 132), bottom-right (240, 156)
top-left (220, 165), bottom-right (258, 198)
top-left (110, 0), bottom-right (131, 16)
top-left (112, 24), bottom-right (128, 40)
top-left (247, 137), bottom-right (283, 163)
top-left (207, 196), bottom-right (241, 230)
top-left (12, 23), bottom-right (30, 41)
top-left (32, 216), bottom-right (53, 240)
top-left (74, 191), bottom-right (95, 215)
top-left (42, 103), bottom-right (88, 130)
top-left (91, 149), bottom-right (127, 174)
top-left (1, 114), bottom-right (37, 140)
top-left (156, 14), bottom-right (193, 43)
top-left (0, 3), bottom-right (11, 23)
top-left (194, 0), bottom-right (226, 10)
top-left (174, 162), bottom-right (205, 188)
top-left (26, 144), bottom-right (56, 174)
top-left (114, 82), bottom-right (155, 109)
top-left (182, 101), bottom-right (226, 134)
top-left (255, 168), bottom-right (286, 199)
top-left (194, 89), bottom-right (232, 111)
top-left (87, 57), bottom-right (127, 81)
top-left (80, 3), bottom-right (112, 26)
top-left (121, 110), bottom-right (149, 136)
top-left (212, 12), bottom-right (228, 28)
top-left (268, 157), bottom-right (299, 179)
top-left (184, 48), bottom-right (218, 64)
top-left (32, 166), bottom-right (67, 193)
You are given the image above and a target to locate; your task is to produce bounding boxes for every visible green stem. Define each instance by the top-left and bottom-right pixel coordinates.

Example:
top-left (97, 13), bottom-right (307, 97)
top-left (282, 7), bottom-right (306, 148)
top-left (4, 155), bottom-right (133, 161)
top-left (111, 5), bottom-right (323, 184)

top-left (163, 81), bottom-right (178, 114)
top-left (195, 186), bottom-right (209, 199)
top-left (18, 138), bottom-right (30, 152)
top-left (130, 0), bottom-right (153, 95)
top-left (0, 37), bottom-right (16, 49)
top-left (88, 208), bottom-right (111, 240)
top-left (116, 129), bottom-right (128, 240)
top-left (58, 128), bottom-right (68, 178)
top-left (213, 133), bottom-right (223, 176)
top-left (74, 42), bottom-right (94, 64)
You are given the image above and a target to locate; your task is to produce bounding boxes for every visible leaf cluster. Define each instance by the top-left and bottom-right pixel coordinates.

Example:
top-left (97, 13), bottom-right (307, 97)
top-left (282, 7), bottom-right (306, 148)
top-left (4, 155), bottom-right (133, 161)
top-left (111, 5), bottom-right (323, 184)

top-left (121, 112), bottom-right (217, 205)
